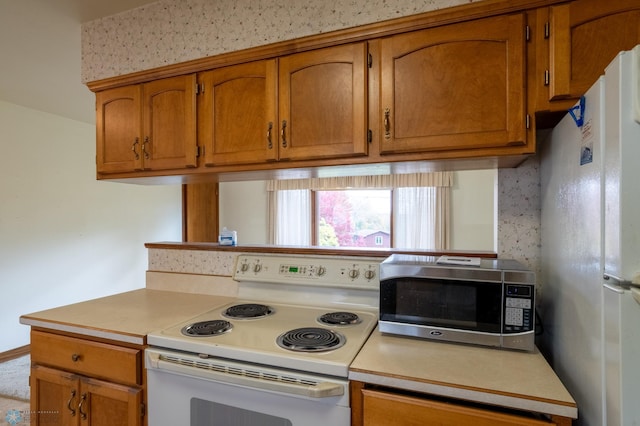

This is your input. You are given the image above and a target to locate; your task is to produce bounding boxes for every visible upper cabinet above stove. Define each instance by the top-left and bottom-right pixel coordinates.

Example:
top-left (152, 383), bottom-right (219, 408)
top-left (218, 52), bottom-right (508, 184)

top-left (88, 0), bottom-right (640, 182)
top-left (198, 43), bottom-right (368, 167)
top-left (532, 0), bottom-right (640, 116)
top-left (376, 13), bottom-right (528, 157)
top-left (96, 75), bottom-right (197, 175)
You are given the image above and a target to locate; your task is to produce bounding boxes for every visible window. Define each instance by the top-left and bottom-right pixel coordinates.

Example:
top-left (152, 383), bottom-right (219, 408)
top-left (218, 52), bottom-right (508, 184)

top-left (267, 173), bottom-right (452, 250)
top-left (316, 189), bottom-right (391, 248)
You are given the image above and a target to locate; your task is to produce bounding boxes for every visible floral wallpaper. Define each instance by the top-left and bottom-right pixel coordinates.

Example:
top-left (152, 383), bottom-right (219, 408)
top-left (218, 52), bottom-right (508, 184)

top-left (82, 0), bottom-right (542, 278)
top-left (81, 0), bottom-right (475, 83)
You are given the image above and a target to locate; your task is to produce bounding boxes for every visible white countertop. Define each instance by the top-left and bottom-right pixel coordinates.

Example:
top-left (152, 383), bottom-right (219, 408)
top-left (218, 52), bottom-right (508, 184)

top-left (349, 327), bottom-right (577, 419)
top-left (20, 290), bottom-right (577, 419)
top-left (20, 289), bottom-right (234, 345)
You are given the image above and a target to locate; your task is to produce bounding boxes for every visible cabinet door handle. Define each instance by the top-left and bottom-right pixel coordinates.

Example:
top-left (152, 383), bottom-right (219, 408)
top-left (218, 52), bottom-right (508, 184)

top-left (267, 122), bottom-right (273, 149)
top-left (131, 137), bottom-right (140, 160)
top-left (281, 120), bottom-right (287, 148)
top-left (71, 353), bottom-right (81, 362)
top-left (142, 136), bottom-right (151, 159)
top-left (79, 393), bottom-right (88, 420)
top-left (67, 390), bottom-right (77, 417)
top-left (384, 108), bottom-right (391, 139)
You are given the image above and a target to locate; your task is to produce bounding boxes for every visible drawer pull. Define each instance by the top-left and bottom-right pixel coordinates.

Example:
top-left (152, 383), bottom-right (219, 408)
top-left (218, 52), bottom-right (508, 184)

top-left (79, 393), bottom-right (88, 420)
top-left (71, 353), bottom-right (81, 362)
top-left (67, 390), bottom-right (77, 416)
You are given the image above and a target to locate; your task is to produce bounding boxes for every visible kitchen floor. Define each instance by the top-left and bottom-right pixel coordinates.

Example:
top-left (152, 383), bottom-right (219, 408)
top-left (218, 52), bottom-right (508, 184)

top-left (0, 397), bottom-right (29, 425)
top-left (0, 354), bottom-right (30, 425)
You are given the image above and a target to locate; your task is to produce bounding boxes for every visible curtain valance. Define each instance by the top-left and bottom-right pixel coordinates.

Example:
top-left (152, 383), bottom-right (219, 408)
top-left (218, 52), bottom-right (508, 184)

top-left (266, 172), bottom-right (453, 191)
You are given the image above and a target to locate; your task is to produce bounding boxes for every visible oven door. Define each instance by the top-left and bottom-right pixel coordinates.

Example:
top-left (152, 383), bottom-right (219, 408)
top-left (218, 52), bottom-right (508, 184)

top-left (145, 348), bottom-right (351, 426)
top-left (379, 276), bottom-right (504, 347)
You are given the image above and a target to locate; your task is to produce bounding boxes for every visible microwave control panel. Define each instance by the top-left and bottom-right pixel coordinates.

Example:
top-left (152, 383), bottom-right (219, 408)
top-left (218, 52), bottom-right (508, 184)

top-left (503, 284), bottom-right (534, 333)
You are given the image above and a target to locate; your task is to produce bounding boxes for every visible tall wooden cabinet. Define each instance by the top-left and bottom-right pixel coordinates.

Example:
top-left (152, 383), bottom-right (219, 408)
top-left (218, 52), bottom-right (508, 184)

top-left (536, 0), bottom-right (640, 110)
top-left (96, 74), bottom-right (197, 174)
top-left (29, 330), bottom-right (144, 426)
top-left (378, 13), bottom-right (527, 155)
top-left (199, 43), bottom-right (368, 166)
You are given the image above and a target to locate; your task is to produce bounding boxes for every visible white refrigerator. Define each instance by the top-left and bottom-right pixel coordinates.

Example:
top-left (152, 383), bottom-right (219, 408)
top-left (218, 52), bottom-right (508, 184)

top-left (540, 46), bottom-right (640, 426)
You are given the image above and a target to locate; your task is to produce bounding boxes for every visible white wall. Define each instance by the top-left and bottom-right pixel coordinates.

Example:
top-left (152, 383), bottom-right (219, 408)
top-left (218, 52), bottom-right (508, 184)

top-left (0, 101), bottom-right (182, 352)
top-left (218, 170), bottom-right (496, 250)
top-left (219, 181), bottom-right (269, 244)
top-left (450, 169), bottom-right (496, 251)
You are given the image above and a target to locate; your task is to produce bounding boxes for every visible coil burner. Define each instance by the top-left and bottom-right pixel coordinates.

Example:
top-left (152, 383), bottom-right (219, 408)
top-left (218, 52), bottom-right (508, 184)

top-left (181, 320), bottom-right (232, 337)
top-left (223, 303), bottom-right (274, 319)
top-left (318, 311), bottom-right (361, 326)
top-left (276, 327), bottom-right (345, 352)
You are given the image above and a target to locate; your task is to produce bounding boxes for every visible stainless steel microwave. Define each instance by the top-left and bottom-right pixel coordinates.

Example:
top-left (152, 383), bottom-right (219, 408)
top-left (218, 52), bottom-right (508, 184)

top-left (379, 254), bottom-right (536, 351)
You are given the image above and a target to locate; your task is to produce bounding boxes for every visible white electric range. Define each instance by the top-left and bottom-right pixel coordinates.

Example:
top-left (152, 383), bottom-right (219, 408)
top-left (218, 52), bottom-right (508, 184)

top-left (145, 254), bottom-right (380, 426)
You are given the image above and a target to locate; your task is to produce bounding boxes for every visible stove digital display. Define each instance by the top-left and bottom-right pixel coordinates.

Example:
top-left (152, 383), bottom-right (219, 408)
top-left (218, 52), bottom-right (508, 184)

top-left (280, 264), bottom-right (308, 275)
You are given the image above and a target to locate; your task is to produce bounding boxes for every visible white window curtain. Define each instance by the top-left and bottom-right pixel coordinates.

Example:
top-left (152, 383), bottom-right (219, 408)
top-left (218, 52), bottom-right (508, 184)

top-left (393, 187), bottom-right (450, 250)
top-left (267, 172), bottom-right (452, 249)
top-left (268, 189), bottom-right (311, 245)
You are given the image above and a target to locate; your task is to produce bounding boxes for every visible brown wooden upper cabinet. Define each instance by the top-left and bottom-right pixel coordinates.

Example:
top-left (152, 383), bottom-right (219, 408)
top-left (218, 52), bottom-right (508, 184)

top-left (199, 42), bottom-right (368, 166)
top-left (96, 74), bottom-right (197, 174)
top-left (546, 0), bottom-right (640, 103)
top-left (378, 13), bottom-right (527, 155)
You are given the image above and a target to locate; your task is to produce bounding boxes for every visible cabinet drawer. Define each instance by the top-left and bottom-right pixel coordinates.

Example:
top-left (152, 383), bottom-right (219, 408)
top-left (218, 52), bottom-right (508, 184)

top-left (31, 330), bottom-right (142, 386)
top-left (362, 389), bottom-right (557, 426)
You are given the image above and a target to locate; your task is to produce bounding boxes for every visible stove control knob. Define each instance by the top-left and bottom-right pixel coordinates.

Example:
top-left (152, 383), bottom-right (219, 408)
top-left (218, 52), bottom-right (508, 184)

top-left (316, 266), bottom-right (326, 277)
top-left (253, 263), bottom-right (262, 273)
top-left (364, 269), bottom-right (376, 280)
top-left (240, 263), bottom-right (249, 272)
top-left (348, 268), bottom-right (360, 279)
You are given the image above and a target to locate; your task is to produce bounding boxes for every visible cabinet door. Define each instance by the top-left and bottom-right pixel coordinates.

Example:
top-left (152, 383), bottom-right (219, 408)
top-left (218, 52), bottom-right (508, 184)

top-left (96, 85), bottom-right (142, 174)
top-left (362, 389), bottom-right (560, 426)
top-left (79, 377), bottom-right (142, 426)
top-left (379, 13), bottom-right (526, 154)
top-left (548, 0), bottom-right (640, 101)
top-left (142, 74), bottom-right (197, 171)
top-left (31, 364), bottom-right (80, 426)
top-left (200, 60), bottom-right (278, 166)
top-left (278, 43), bottom-right (368, 161)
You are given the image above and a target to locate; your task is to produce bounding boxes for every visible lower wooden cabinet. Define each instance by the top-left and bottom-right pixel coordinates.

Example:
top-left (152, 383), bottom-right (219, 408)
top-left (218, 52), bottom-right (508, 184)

top-left (351, 382), bottom-right (572, 426)
top-left (31, 365), bottom-right (142, 426)
top-left (29, 330), bottom-right (144, 426)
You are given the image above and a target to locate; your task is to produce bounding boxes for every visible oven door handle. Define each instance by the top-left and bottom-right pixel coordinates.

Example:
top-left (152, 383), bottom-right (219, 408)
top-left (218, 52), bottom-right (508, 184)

top-left (148, 352), bottom-right (344, 398)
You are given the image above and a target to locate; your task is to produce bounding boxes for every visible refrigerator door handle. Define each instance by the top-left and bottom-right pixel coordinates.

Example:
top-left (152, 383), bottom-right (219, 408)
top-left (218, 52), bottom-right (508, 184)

top-left (603, 273), bottom-right (632, 290)
top-left (631, 287), bottom-right (640, 306)
top-left (604, 282), bottom-right (626, 294)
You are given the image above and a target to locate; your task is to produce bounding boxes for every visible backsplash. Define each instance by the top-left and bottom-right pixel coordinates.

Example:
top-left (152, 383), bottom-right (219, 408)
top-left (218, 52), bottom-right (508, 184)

top-left (149, 248), bottom-right (236, 275)
top-left (497, 156), bottom-right (541, 276)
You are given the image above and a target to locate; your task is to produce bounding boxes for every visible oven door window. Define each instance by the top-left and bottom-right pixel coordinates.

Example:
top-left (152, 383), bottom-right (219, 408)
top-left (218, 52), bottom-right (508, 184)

top-left (380, 278), bottom-right (502, 333)
top-left (192, 399), bottom-right (292, 426)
